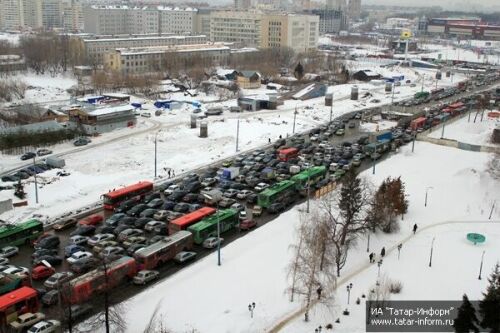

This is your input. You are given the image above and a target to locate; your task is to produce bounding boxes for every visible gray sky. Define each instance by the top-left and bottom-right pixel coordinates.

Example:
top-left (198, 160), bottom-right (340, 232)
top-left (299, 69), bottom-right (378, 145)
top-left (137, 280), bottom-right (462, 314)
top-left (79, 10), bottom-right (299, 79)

top-left (357, 0), bottom-right (499, 11)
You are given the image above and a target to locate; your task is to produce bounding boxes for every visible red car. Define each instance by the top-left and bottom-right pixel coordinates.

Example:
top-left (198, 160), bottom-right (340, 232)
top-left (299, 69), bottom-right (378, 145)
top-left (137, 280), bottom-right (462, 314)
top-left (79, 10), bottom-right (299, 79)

top-left (78, 214), bottom-right (103, 226)
top-left (239, 219), bottom-right (257, 231)
top-left (32, 233), bottom-right (52, 246)
top-left (31, 265), bottom-right (56, 280)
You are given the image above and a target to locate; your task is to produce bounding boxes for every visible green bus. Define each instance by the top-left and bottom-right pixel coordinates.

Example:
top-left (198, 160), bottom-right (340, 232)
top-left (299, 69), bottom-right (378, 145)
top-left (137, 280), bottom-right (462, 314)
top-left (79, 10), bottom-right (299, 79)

top-left (187, 209), bottom-right (238, 245)
top-left (0, 219), bottom-right (44, 248)
top-left (258, 180), bottom-right (296, 208)
top-left (291, 166), bottom-right (327, 193)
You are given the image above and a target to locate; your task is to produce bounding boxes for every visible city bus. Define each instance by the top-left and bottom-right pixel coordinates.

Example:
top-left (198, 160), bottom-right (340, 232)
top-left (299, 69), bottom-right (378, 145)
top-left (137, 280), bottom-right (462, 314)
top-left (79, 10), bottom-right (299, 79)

top-left (290, 166), bottom-right (327, 194)
top-left (277, 147), bottom-right (299, 162)
top-left (134, 231), bottom-right (193, 270)
top-left (0, 287), bottom-right (39, 326)
top-left (257, 180), bottom-right (296, 208)
top-left (101, 181), bottom-right (154, 210)
top-left (187, 209), bottom-right (238, 245)
top-left (168, 207), bottom-right (216, 235)
top-left (0, 219), bottom-right (44, 248)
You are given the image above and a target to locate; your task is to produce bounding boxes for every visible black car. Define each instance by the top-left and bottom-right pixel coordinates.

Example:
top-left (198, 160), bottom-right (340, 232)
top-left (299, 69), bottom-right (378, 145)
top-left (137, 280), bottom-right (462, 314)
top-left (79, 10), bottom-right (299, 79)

top-left (33, 255), bottom-right (63, 266)
top-left (14, 171), bottom-right (30, 179)
top-left (20, 152), bottom-right (36, 160)
top-left (184, 181), bottom-right (201, 192)
top-left (168, 190), bottom-right (188, 202)
top-left (113, 224), bottom-right (130, 236)
top-left (70, 225), bottom-right (96, 237)
top-left (153, 224), bottom-right (168, 235)
top-left (1, 175), bottom-right (19, 182)
top-left (173, 203), bottom-right (190, 213)
top-left (127, 243), bottom-right (147, 256)
top-left (268, 202), bottom-right (285, 214)
top-left (34, 235), bottom-right (60, 250)
top-left (135, 217), bottom-right (153, 229)
top-left (114, 199), bottom-right (137, 213)
top-left (119, 216), bottom-right (137, 226)
top-left (127, 204), bottom-right (148, 217)
top-left (146, 198), bottom-right (164, 208)
top-left (162, 200), bottom-right (176, 210)
top-left (246, 193), bottom-right (258, 204)
top-left (182, 193), bottom-right (199, 203)
top-left (96, 225), bottom-right (116, 234)
top-left (32, 249), bottom-right (58, 259)
top-left (70, 257), bottom-right (99, 274)
top-left (42, 290), bottom-right (59, 306)
top-left (139, 208), bottom-right (157, 218)
top-left (144, 192), bottom-right (162, 203)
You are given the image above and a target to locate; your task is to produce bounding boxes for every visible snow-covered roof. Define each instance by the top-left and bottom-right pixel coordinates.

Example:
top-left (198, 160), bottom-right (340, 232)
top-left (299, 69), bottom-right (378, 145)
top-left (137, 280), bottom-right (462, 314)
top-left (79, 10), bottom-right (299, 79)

top-left (103, 92), bottom-right (130, 99)
top-left (84, 35), bottom-right (206, 44)
top-left (87, 104), bottom-right (135, 116)
top-left (116, 43), bottom-right (229, 56)
top-left (293, 84), bottom-right (316, 99)
top-left (216, 68), bottom-right (236, 76)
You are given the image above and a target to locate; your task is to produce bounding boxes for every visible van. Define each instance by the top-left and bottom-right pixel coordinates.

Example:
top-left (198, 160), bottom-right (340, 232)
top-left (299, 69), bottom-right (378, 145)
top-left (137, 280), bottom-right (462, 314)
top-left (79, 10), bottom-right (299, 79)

top-left (329, 163), bottom-right (339, 172)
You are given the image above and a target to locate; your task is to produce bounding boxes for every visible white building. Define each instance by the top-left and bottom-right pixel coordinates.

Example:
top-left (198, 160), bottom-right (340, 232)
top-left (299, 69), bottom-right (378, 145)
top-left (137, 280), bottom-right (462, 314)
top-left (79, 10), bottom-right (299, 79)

top-left (158, 7), bottom-right (197, 35)
top-left (23, 0), bottom-right (42, 29)
top-left (41, 0), bottom-right (63, 29)
top-left (0, 0), bottom-right (25, 30)
top-left (210, 11), bottom-right (263, 47)
top-left (83, 5), bottom-right (129, 35)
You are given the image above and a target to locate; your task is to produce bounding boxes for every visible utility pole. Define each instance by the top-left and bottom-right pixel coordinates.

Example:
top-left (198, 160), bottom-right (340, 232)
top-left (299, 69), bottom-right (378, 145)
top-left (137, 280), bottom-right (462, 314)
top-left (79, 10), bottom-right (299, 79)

top-left (306, 173), bottom-right (310, 213)
top-left (429, 237), bottom-right (435, 267)
top-left (421, 73), bottom-right (425, 92)
top-left (478, 251), bottom-right (485, 280)
top-left (293, 107), bottom-right (297, 134)
top-left (366, 233), bottom-right (370, 252)
top-left (440, 122), bottom-right (445, 139)
top-left (329, 101), bottom-right (333, 123)
top-left (412, 134), bottom-right (416, 152)
top-left (489, 201), bottom-right (496, 220)
top-left (33, 157), bottom-right (39, 204)
top-left (236, 118), bottom-right (240, 152)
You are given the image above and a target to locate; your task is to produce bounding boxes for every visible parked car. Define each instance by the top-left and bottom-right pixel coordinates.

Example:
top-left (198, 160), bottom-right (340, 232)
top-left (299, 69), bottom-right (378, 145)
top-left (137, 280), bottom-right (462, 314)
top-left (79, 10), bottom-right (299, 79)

top-left (145, 220), bottom-right (165, 232)
top-left (78, 214), bottom-right (103, 226)
top-left (153, 210), bottom-right (169, 221)
top-left (0, 257), bottom-right (9, 265)
top-left (92, 240), bottom-right (119, 254)
top-left (134, 217), bottom-right (153, 229)
top-left (254, 182), bottom-right (269, 192)
top-left (31, 265), bottom-right (56, 280)
top-left (3, 265), bottom-right (29, 277)
top-left (104, 213), bottom-right (126, 227)
top-left (230, 202), bottom-right (245, 212)
top-left (32, 249), bottom-right (58, 260)
top-left (70, 257), bottom-right (99, 274)
top-left (99, 246), bottom-right (125, 259)
top-left (27, 320), bottom-right (60, 333)
top-left (122, 236), bottom-right (147, 248)
top-left (69, 235), bottom-right (88, 246)
top-left (70, 225), bottom-right (96, 237)
top-left (36, 149), bottom-right (53, 157)
top-left (268, 202), bottom-right (285, 214)
top-left (73, 137), bottom-right (91, 146)
top-left (133, 270), bottom-right (160, 285)
top-left (88, 233), bottom-right (115, 246)
top-left (174, 251), bottom-right (197, 264)
top-left (43, 271), bottom-right (74, 289)
top-left (127, 204), bottom-right (148, 217)
top-left (41, 290), bottom-right (59, 306)
top-left (202, 237), bottom-right (223, 249)
top-left (33, 255), bottom-right (63, 267)
top-left (146, 198), bottom-right (163, 209)
top-left (118, 228), bottom-right (144, 242)
top-left (218, 197), bottom-right (236, 208)
top-left (67, 251), bottom-right (93, 265)
top-left (34, 236), bottom-right (60, 250)
top-left (139, 208), bottom-right (157, 218)
top-left (21, 152), bottom-right (37, 160)
top-left (9, 312), bottom-right (45, 330)
top-left (126, 243), bottom-right (147, 256)
top-left (64, 244), bottom-right (85, 258)
top-left (53, 218), bottom-right (77, 231)
top-left (239, 219), bottom-right (257, 231)
top-left (0, 246), bottom-right (19, 258)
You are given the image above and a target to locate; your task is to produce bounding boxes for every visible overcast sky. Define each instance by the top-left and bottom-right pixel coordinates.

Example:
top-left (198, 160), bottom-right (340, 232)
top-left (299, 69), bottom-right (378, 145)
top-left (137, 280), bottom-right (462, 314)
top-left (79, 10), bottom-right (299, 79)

top-left (363, 0), bottom-right (499, 11)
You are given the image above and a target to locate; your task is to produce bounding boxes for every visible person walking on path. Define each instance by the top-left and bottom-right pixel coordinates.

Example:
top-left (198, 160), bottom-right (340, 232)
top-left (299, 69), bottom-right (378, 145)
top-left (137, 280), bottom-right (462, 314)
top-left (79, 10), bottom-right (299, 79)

top-left (168, 169), bottom-right (171, 178)
top-left (316, 286), bottom-right (322, 300)
top-left (369, 252), bottom-right (374, 263)
top-left (413, 224), bottom-right (418, 234)
top-left (380, 247), bottom-right (386, 258)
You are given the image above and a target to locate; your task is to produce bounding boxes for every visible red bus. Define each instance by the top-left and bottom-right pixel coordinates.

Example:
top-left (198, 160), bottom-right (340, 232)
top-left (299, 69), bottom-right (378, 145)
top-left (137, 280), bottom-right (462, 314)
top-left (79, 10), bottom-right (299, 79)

top-left (66, 256), bottom-right (137, 304)
top-left (278, 147), bottom-right (299, 162)
top-left (101, 181), bottom-right (153, 210)
top-left (0, 287), bottom-right (39, 326)
top-left (410, 117), bottom-right (426, 131)
top-left (134, 231), bottom-right (193, 270)
top-left (168, 207), bottom-right (216, 235)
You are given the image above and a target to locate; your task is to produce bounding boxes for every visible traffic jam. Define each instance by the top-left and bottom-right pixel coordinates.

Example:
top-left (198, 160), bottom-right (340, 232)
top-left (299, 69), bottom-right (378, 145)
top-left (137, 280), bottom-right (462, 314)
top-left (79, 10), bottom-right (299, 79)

top-left (0, 72), bottom-right (499, 333)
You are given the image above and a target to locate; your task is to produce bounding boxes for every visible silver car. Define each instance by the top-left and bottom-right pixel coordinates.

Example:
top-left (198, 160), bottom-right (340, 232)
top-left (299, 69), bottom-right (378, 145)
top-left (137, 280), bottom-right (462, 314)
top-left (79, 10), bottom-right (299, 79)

top-left (44, 272), bottom-right (74, 289)
top-left (133, 270), bottom-right (159, 285)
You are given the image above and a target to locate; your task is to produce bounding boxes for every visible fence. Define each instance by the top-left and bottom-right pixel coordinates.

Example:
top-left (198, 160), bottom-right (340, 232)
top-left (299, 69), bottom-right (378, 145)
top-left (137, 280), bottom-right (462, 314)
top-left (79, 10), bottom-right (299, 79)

top-left (314, 182), bottom-right (337, 199)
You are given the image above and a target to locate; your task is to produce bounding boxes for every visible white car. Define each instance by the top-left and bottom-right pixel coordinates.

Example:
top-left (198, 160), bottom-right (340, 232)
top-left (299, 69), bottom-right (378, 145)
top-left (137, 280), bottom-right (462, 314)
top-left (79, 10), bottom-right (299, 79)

top-left (0, 246), bottom-right (19, 258)
top-left (87, 233), bottom-right (115, 246)
top-left (145, 220), bottom-right (165, 232)
top-left (164, 184), bottom-right (180, 195)
top-left (202, 237), bottom-right (223, 249)
top-left (3, 265), bottom-right (29, 277)
top-left (27, 320), bottom-right (61, 333)
top-left (67, 251), bottom-right (93, 265)
top-left (254, 183), bottom-right (269, 192)
top-left (69, 235), bottom-right (88, 246)
top-left (132, 270), bottom-right (159, 285)
top-left (236, 190), bottom-right (253, 200)
top-left (0, 256), bottom-right (9, 265)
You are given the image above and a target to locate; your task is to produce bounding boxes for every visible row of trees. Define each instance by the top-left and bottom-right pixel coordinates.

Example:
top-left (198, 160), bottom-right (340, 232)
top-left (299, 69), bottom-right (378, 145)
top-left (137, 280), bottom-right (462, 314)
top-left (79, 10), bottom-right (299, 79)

top-left (0, 128), bottom-right (78, 153)
top-left (287, 171), bottom-right (408, 320)
top-left (0, 79), bottom-right (27, 102)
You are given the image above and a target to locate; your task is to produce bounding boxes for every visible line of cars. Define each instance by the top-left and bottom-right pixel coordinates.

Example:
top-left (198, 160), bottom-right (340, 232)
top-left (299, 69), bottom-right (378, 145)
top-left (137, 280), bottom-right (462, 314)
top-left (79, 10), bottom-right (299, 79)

top-left (1, 160), bottom-right (57, 183)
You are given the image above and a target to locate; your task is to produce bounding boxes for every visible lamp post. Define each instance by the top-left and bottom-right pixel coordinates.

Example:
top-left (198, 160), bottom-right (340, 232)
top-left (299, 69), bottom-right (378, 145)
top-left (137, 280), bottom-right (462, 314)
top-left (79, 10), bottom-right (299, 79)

top-left (248, 302), bottom-right (256, 318)
top-left (33, 156), bottom-right (39, 204)
top-left (346, 283), bottom-right (353, 304)
top-left (397, 243), bottom-right (402, 260)
top-left (377, 259), bottom-right (383, 278)
top-left (429, 237), bottom-right (436, 267)
top-left (478, 250), bottom-right (485, 280)
top-left (202, 193), bottom-right (222, 266)
top-left (424, 186), bottom-right (433, 207)
top-left (366, 232), bottom-right (370, 252)
top-left (293, 107), bottom-right (298, 134)
top-left (236, 118), bottom-right (240, 152)
top-left (154, 130), bottom-right (162, 179)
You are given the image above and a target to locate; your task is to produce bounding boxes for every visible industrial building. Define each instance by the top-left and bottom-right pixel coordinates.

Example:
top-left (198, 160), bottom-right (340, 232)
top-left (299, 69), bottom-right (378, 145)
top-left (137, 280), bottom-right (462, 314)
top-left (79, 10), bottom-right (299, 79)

top-left (426, 18), bottom-right (500, 40)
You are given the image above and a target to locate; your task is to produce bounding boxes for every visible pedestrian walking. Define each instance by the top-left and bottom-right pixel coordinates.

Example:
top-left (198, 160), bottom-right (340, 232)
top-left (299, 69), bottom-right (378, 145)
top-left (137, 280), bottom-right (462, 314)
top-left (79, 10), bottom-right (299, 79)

top-left (369, 252), bottom-right (374, 263)
top-left (268, 138), bottom-right (271, 143)
top-left (168, 169), bottom-right (171, 178)
top-left (279, 134), bottom-right (282, 139)
top-left (172, 170), bottom-right (175, 177)
top-left (316, 286), bottom-right (322, 300)
top-left (413, 223), bottom-right (418, 234)
top-left (380, 247), bottom-right (386, 258)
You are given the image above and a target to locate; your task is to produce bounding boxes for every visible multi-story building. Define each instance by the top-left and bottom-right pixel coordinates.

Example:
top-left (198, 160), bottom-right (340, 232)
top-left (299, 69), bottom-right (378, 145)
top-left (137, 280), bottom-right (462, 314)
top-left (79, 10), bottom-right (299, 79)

top-left (62, 0), bottom-right (83, 32)
top-left (426, 18), bottom-right (500, 40)
top-left (347, 0), bottom-right (361, 20)
top-left (210, 11), bottom-right (263, 48)
top-left (82, 35), bottom-right (207, 65)
top-left (129, 7), bottom-right (159, 35)
top-left (234, 0), bottom-right (251, 10)
top-left (41, 0), bottom-right (63, 29)
top-left (0, 0), bottom-right (25, 30)
top-left (83, 5), bottom-right (129, 35)
top-left (310, 8), bottom-right (346, 34)
top-left (326, 0), bottom-right (346, 10)
top-left (103, 43), bottom-right (230, 74)
top-left (158, 7), bottom-right (197, 35)
top-left (195, 8), bottom-right (212, 39)
top-left (261, 13), bottom-right (319, 52)
top-left (23, 0), bottom-right (42, 29)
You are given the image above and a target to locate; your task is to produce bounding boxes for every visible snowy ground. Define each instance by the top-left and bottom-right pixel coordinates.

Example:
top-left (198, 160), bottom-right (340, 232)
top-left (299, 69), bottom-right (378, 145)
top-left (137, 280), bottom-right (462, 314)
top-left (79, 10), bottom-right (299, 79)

top-left (415, 43), bottom-right (500, 65)
top-left (76, 139), bottom-right (500, 333)
top-left (1, 63), bottom-right (464, 223)
top-left (428, 112), bottom-right (500, 147)
top-left (0, 32), bottom-right (21, 45)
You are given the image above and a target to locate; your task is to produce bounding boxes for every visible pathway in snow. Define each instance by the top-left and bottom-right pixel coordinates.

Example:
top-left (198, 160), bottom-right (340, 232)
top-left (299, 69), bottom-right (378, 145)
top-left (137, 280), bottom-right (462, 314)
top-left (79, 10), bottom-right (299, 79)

top-left (268, 220), bottom-right (500, 332)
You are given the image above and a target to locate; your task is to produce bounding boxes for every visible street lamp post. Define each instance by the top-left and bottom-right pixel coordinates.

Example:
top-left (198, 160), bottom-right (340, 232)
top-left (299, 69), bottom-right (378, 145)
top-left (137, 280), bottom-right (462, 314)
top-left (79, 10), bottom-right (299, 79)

top-left (293, 107), bottom-right (298, 134)
top-left (248, 302), bottom-right (256, 318)
top-left (429, 237), bottom-right (436, 267)
top-left (366, 232), bottom-right (370, 253)
top-left (478, 250), bottom-right (485, 280)
top-left (425, 186), bottom-right (433, 207)
top-left (33, 157), bottom-right (39, 204)
top-left (346, 283), bottom-right (353, 304)
top-left (377, 259), bottom-right (383, 278)
top-left (236, 118), bottom-right (240, 152)
top-left (154, 130), bottom-right (162, 179)
top-left (397, 243), bottom-right (402, 260)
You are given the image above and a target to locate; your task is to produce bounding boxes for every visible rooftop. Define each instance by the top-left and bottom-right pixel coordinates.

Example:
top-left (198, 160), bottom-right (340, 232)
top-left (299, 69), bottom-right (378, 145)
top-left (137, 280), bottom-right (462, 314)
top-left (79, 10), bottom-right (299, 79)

top-left (115, 43), bottom-right (229, 56)
top-left (87, 104), bottom-right (135, 117)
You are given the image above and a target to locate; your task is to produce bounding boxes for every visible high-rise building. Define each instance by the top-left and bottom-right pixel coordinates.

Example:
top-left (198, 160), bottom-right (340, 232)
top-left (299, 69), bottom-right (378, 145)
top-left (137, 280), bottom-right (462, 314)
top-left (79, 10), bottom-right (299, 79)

top-left (195, 8), bottom-right (212, 39)
top-left (347, 0), bottom-right (361, 20)
top-left (42, 0), bottom-right (63, 29)
top-left (23, 0), bottom-right (42, 29)
top-left (62, 0), bottom-right (83, 32)
top-left (310, 8), bottom-right (346, 33)
top-left (210, 11), bottom-right (263, 47)
top-left (326, 0), bottom-right (346, 10)
top-left (234, 0), bottom-right (251, 10)
top-left (0, 0), bottom-right (25, 30)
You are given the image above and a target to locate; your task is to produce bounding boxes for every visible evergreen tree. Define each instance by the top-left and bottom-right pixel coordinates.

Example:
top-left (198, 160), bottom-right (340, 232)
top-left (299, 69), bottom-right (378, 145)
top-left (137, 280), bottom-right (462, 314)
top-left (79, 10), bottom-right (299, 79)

top-left (479, 263), bottom-right (500, 333)
top-left (453, 294), bottom-right (480, 333)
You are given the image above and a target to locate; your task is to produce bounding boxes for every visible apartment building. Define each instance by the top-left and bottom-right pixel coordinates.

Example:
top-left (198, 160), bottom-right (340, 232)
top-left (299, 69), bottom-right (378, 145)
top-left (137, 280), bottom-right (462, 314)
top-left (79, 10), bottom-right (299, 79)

top-left (158, 7), bottom-right (197, 35)
top-left (234, 0), bottom-right (251, 10)
top-left (42, 0), bottom-right (63, 29)
top-left (23, 0), bottom-right (42, 29)
top-left (195, 8), bottom-right (212, 39)
top-left (210, 11), bottom-right (263, 48)
top-left (104, 43), bottom-right (230, 74)
top-left (347, 0), bottom-right (361, 20)
top-left (83, 35), bottom-right (207, 64)
top-left (83, 5), bottom-right (129, 35)
top-left (62, 0), bottom-right (83, 32)
top-left (0, 0), bottom-right (25, 30)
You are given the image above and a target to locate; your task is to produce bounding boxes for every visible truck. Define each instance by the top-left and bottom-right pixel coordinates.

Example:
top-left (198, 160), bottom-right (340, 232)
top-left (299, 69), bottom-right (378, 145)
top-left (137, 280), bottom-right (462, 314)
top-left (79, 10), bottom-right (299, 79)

top-left (221, 167), bottom-right (240, 180)
top-left (260, 167), bottom-right (275, 180)
top-left (45, 156), bottom-right (65, 168)
top-left (410, 117), bottom-right (426, 131)
top-left (376, 131), bottom-right (393, 142)
top-left (251, 205), bottom-right (263, 217)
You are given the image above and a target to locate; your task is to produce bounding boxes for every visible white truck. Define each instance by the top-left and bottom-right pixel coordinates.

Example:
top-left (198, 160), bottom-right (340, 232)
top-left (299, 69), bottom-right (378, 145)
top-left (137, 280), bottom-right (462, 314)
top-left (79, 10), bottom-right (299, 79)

top-left (221, 167), bottom-right (240, 181)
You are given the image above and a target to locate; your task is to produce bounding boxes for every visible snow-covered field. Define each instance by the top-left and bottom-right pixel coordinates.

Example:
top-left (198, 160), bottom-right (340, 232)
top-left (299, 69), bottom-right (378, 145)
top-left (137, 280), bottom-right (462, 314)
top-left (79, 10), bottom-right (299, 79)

top-left (429, 112), bottom-right (500, 147)
top-left (1, 64), bottom-right (463, 223)
top-left (77, 138), bottom-right (500, 333)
